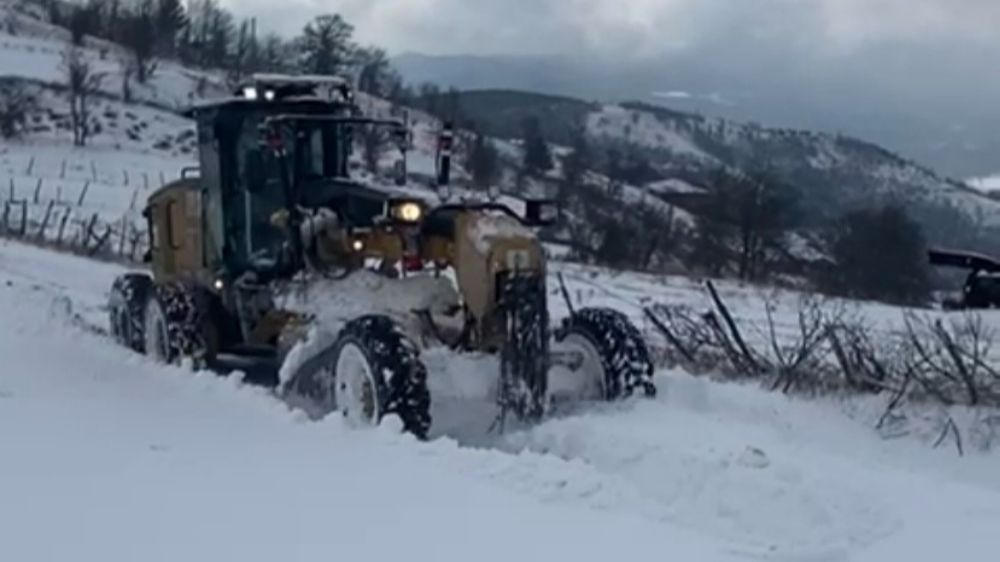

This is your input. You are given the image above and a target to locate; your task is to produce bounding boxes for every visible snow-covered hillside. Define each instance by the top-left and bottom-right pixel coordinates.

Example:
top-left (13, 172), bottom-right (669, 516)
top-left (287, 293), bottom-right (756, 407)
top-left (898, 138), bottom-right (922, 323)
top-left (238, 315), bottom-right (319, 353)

top-left (3, 239), bottom-right (1000, 561)
top-left (585, 101), bottom-right (1000, 230)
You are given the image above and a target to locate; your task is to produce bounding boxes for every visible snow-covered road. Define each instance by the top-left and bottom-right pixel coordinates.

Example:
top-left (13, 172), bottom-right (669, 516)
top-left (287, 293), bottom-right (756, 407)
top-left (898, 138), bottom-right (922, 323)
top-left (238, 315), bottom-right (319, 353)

top-left (1, 240), bottom-right (999, 562)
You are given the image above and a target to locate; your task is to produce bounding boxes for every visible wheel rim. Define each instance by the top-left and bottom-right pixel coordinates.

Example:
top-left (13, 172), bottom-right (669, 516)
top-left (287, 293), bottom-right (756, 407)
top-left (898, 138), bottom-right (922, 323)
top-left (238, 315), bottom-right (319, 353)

top-left (144, 298), bottom-right (171, 363)
top-left (334, 343), bottom-right (380, 427)
top-left (549, 333), bottom-right (606, 403)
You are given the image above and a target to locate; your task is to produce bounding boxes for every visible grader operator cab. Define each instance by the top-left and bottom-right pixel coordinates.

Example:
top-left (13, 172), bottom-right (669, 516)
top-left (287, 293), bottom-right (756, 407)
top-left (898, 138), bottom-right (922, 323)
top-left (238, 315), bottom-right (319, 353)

top-left (108, 74), bottom-right (656, 438)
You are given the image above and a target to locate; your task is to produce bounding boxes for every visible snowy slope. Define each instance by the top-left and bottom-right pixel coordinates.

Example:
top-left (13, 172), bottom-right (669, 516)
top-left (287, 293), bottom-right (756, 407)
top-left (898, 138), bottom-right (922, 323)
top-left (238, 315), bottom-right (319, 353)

top-left (2, 239), bottom-right (1000, 561)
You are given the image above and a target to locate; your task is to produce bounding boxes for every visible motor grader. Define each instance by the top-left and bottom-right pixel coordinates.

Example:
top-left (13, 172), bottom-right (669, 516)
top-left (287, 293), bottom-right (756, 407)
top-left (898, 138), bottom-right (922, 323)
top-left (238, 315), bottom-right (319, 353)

top-left (107, 74), bottom-right (656, 438)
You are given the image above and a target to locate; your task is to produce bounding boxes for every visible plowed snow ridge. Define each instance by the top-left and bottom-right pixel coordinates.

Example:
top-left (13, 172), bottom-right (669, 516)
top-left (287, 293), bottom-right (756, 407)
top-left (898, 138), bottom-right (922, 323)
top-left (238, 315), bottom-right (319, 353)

top-left (1, 240), bottom-right (999, 562)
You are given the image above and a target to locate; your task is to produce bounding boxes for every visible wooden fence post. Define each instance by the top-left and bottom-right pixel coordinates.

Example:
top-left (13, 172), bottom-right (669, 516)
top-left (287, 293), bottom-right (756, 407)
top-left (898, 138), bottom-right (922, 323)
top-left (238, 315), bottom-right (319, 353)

top-left (78, 181), bottom-right (91, 207)
top-left (19, 201), bottom-right (28, 237)
top-left (33, 178), bottom-right (42, 204)
top-left (56, 208), bottom-right (72, 245)
top-left (37, 200), bottom-right (55, 240)
top-left (118, 216), bottom-right (128, 256)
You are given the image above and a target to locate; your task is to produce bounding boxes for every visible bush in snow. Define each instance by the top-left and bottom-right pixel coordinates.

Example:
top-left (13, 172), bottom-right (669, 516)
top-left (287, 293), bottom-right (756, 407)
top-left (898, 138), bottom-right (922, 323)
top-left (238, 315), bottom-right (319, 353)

top-left (0, 79), bottom-right (36, 139)
top-left (816, 205), bottom-right (931, 306)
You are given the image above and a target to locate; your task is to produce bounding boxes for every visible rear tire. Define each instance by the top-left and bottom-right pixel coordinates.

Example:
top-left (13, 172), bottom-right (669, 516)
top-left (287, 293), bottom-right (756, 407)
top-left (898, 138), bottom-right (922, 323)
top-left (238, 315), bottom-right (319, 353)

top-left (143, 282), bottom-right (218, 368)
top-left (555, 307), bottom-right (657, 401)
top-left (109, 273), bottom-right (153, 352)
top-left (283, 315), bottom-right (431, 439)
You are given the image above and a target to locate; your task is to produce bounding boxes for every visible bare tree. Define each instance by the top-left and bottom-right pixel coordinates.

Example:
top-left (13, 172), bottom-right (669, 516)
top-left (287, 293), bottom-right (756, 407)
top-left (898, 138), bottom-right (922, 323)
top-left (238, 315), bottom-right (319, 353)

top-left (690, 168), bottom-right (798, 280)
top-left (62, 47), bottom-right (105, 147)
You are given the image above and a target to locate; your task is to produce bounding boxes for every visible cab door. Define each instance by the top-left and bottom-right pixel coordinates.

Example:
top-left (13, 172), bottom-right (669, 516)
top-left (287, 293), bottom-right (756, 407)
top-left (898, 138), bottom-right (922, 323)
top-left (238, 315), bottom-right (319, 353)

top-left (147, 185), bottom-right (204, 282)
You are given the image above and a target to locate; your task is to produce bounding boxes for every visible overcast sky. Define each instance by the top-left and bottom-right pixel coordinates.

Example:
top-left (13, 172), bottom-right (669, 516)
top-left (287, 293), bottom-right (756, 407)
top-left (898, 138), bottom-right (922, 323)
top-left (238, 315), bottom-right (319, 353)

top-left (222, 0), bottom-right (1000, 57)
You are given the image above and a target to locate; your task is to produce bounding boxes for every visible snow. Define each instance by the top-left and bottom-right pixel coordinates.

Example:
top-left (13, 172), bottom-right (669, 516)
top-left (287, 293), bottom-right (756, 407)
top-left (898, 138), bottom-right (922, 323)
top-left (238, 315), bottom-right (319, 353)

top-left (0, 241), bottom-right (734, 562)
top-left (2, 239), bottom-right (1000, 561)
top-left (646, 177), bottom-right (707, 194)
top-left (968, 174), bottom-right (1000, 193)
top-left (468, 211), bottom-right (535, 254)
top-left (653, 90), bottom-right (693, 100)
top-left (0, 23), bottom-right (226, 110)
top-left (586, 104), bottom-right (713, 162)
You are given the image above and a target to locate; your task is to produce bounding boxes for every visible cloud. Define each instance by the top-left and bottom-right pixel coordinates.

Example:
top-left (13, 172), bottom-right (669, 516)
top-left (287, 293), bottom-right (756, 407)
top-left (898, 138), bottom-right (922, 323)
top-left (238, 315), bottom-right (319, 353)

top-left (222, 0), bottom-right (1000, 57)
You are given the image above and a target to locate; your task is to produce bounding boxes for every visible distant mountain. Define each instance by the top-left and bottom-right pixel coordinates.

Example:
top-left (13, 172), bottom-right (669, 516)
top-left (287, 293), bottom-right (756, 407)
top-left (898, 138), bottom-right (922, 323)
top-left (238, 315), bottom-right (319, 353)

top-left (423, 88), bottom-right (1000, 253)
top-left (392, 51), bottom-right (1000, 180)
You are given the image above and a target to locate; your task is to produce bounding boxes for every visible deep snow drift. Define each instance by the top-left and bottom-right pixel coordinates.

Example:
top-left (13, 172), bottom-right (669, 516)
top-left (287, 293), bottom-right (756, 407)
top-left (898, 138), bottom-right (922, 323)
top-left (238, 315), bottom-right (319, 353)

top-left (1, 240), bottom-right (999, 562)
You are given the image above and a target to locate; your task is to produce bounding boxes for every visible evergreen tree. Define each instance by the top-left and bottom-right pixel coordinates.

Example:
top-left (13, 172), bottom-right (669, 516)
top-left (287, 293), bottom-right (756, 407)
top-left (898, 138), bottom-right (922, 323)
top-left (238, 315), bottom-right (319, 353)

top-left (355, 46), bottom-right (391, 96)
top-left (258, 33), bottom-right (290, 73)
top-left (154, 0), bottom-right (187, 58)
top-left (121, 1), bottom-right (158, 84)
top-left (228, 18), bottom-right (258, 86)
top-left (819, 205), bottom-right (931, 305)
top-left (521, 115), bottom-right (552, 174)
top-left (467, 131), bottom-right (499, 191)
top-left (205, 6), bottom-right (234, 69)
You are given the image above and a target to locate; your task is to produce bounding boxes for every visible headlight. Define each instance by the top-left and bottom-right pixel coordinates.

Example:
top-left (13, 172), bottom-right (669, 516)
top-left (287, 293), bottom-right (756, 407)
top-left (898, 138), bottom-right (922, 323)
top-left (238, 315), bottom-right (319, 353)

top-left (392, 201), bottom-right (423, 223)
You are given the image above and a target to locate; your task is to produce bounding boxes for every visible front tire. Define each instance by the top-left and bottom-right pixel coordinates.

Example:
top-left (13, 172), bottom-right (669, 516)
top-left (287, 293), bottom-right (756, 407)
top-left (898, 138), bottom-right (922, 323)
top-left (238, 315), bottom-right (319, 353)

top-left (554, 307), bottom-right (657, 401)
top-left (284, 315), bottom-right (431, 439)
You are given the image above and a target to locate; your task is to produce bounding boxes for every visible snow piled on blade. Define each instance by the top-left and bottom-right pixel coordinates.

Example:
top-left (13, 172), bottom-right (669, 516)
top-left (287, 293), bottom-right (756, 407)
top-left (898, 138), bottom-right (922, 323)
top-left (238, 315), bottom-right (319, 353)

top-left (468, 211), bottom-right (534, 255)
top-left (275, 270), bottom-right (460, 385)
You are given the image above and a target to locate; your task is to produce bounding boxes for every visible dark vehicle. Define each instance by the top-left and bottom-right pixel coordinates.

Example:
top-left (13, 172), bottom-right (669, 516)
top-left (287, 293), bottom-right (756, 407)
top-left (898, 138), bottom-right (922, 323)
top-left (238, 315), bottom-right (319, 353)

top-left (928, 249), bottom-right (1000, 309)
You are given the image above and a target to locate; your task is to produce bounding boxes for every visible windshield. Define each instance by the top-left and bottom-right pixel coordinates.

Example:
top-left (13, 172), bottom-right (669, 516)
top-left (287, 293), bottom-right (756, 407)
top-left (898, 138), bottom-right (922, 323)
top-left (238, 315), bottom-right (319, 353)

top-left (231, 119), bottom-right (356, 271)
top-left (291, 123), bottom-right (350, 182)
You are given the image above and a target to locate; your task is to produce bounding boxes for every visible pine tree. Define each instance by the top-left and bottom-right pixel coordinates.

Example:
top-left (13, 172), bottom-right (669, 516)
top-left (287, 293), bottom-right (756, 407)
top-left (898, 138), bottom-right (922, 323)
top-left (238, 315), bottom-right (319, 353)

top-left (228, 18), bottom-right (258, 86)
top-left (205, 6), bottom-right (234, 69)
top-left (154, 0), bottom-right (187, 58)
top-left (121, 1), bottom-right (158, 84)
top-left (355, 46), bottom-right (391, 96)
top-left (522, 116), bottom-right (552, 174)
top-left (467, 132), bottom-right (499, 191)
top-left (298, 14), bottom-right (354, 76)
top-left (258, 33), bottom-right (290, 73)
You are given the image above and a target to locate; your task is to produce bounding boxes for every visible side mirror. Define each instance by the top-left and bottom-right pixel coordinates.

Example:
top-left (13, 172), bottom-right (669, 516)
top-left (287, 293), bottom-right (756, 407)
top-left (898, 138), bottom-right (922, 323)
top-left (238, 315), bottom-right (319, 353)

top-left (524, 199), bottom-right (558, 227)
top-left (244, 149), bottom-right (266, 193)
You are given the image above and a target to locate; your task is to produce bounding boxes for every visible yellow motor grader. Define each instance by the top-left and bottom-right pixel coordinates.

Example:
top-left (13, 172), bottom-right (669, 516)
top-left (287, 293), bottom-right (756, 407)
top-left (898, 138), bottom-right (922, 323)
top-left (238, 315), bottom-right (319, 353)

top-left (107, 74), bottom-right (656, 438)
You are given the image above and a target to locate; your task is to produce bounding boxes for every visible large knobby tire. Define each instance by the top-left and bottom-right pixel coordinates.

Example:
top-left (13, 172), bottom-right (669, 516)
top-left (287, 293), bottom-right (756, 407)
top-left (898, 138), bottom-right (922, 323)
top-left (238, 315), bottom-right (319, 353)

top-left (284, 315), bottom-right (431, 439)
top-left (555, 307), bottom-right (657, 401)
top-left (108, 273), bottom-right (153, 352)
top-left (143, 282), bottom-right (218, 368)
